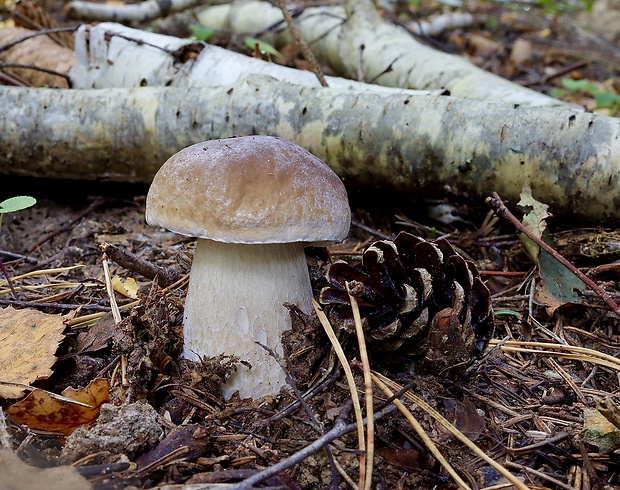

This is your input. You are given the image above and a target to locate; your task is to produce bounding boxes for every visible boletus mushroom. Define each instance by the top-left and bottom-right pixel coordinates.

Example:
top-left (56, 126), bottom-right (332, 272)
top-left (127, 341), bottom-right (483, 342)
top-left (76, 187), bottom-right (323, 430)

top-left (146, 136), bottom-right (350, 399)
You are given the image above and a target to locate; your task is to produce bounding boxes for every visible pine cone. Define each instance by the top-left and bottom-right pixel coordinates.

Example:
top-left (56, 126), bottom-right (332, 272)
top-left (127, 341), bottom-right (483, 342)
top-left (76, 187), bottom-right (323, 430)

top-left (319, 232), bottom-right (494, 371)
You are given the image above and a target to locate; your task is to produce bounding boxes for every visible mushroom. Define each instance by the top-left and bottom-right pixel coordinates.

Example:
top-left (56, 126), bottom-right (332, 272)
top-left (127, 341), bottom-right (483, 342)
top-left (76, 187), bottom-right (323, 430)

top-left (146, 136), bottom-right (350, 399)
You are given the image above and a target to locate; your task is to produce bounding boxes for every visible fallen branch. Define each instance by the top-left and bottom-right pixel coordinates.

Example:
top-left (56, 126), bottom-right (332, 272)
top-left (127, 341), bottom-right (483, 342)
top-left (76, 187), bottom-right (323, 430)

top-left (65, 0), bottom-right (219, 22)
top-left (69, 23), bottom-right (436, 97)
top-left (2, 77), bottom-right (619, 222)
top-left (194, 0), bottom-right (573, 106)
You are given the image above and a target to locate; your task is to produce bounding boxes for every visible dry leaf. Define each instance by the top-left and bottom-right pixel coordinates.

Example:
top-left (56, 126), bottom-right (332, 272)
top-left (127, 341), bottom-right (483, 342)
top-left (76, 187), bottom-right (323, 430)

top-left (510, 38), bottom-right (533, 66)
top-left (583, 408), bottom-right (620, 454)
top-left (0, 27), bottom-right (75, 87)
top-left (0, 306), bottom-right (66, 399)
top-left (7, 378), bottom-right (110, 435)
top-left (13, 0), bottom-right (75, 49)
top-left (111, 275), bottom-right (139, 299)
top-left (76, 312), bottom-right (115, 353)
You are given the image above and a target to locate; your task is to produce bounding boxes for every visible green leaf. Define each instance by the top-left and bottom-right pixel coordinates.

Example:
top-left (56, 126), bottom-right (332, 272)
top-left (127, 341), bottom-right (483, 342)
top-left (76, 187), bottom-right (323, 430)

top-left (595, 91), bottom-right (620, 108)
top-left (243, 37), bottom-right (282, 58)
top-left (561, 78), bottom-right (597, 95)
top-left (538, 248), bottom-right (586, 305)
top-left (189, 24), bottom-right (215, 42)
top-left (0, 196), bottom-right (36, 214)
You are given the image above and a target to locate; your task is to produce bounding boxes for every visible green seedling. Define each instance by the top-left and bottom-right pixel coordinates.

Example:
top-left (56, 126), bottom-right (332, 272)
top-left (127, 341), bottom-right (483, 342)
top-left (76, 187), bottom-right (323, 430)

top-left (0, 196), bottom-right (36, 228)
top-left (0, 196), bottom-right (36, 299)
top-left (243, 37), bottom-right (282, 61)
top-left (189, 24), bottom-right (215, 42)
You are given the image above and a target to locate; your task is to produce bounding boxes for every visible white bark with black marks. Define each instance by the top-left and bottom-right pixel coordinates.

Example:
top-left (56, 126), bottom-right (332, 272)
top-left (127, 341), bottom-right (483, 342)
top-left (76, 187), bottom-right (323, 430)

top-left (1, 77), bottom-right (618, 222)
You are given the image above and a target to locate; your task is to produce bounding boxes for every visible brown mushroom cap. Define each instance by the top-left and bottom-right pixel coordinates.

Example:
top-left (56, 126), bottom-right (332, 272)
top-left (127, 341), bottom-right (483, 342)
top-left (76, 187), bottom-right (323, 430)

top-left (146, 136), bottom-right (350, 245)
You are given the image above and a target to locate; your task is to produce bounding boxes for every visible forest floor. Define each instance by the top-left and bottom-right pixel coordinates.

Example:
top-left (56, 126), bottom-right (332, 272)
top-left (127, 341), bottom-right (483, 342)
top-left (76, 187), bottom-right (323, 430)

top-left (1, 1), bottom-right (620, 489)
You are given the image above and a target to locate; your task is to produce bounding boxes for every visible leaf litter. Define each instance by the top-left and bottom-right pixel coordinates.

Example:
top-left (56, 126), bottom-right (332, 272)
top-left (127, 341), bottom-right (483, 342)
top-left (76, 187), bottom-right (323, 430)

top-left (0, 184), bottom-right (618, 489)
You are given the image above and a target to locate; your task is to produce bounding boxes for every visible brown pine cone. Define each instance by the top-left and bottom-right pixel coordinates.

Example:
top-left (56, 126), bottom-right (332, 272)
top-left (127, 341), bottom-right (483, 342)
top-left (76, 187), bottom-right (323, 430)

top-left (319, 232), bottom-right (494, 371)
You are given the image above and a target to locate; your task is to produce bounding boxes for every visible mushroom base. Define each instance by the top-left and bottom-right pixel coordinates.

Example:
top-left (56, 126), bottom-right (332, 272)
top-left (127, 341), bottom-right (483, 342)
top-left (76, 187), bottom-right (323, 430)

top-left (183, 239), bottom-right (314, 400)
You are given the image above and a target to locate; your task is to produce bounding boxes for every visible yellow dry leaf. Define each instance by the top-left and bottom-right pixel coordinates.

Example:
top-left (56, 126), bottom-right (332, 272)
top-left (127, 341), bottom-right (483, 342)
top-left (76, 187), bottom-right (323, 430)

top-left (7, 378), bottom-right (110, 436)
top-left (111, 275), bottom-right (139, 299)
top-left (0, 306), bottom-right (65, 399)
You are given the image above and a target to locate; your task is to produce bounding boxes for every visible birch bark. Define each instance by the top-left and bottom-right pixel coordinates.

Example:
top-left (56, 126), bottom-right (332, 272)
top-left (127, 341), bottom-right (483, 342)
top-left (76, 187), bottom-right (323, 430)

top-left (1, 77), bottom-right (617, 221)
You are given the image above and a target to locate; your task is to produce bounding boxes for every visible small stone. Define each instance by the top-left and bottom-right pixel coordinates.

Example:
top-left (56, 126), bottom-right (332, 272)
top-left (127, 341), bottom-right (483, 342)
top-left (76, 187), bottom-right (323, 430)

top-left (61, 402), bottom-right (163, 463)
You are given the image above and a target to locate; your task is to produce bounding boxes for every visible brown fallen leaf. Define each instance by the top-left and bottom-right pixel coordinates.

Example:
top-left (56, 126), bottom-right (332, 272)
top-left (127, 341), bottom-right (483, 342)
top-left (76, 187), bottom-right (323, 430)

top-left (76, 312), bottom-right (116, 353)
top-left (0, 306), bottom-right (66, 399)
top-left (0, 450), bottom-right (91, 490)
top-left (7, 378), bottom-right (110, 435)
top-left (13, 0), bottom-right (75, 49)
top-left (0, 26), bottom-right (75, 87)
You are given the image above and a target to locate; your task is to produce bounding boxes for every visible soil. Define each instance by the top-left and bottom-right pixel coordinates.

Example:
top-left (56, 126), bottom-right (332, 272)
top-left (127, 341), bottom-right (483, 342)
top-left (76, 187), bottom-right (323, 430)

top-left (1, 1), bottom-right (620, 489)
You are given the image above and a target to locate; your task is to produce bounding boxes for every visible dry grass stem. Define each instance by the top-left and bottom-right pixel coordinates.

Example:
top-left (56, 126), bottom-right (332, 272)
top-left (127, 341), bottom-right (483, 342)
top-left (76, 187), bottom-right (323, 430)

top-left (0, 381), bottom-right (94, 407)
top-left (0, 264), bottom-right (85, 287)
top-left (101, 253), bottom-right (121, 324)
top-left (490, 339), bottom-right (620, 372)
top-left (313, 299), bottom-right (365, 488)
top-left (346, 283), bottom-right (374, 490)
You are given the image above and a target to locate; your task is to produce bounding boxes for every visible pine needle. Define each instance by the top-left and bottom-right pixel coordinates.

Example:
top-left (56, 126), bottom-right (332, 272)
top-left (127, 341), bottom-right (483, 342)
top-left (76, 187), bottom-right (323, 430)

top-left (313, 299), bottom-right (364, 490)
top-left (371, 373), bottom-right (472, 490)
top-left (346, 283), bottom-right (374, 490)
top-left (373, 371), bottom-right (529, 490)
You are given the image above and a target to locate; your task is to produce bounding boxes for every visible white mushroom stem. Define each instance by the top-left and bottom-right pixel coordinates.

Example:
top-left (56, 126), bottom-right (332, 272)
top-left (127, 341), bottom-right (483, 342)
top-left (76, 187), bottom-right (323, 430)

top-left (183, 238), bottom-right (313, 400)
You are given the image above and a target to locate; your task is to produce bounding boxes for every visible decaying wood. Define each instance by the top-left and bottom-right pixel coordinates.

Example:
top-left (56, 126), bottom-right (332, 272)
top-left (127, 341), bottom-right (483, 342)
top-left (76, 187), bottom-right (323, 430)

top-left (1, 77), bottom-right (618, 222)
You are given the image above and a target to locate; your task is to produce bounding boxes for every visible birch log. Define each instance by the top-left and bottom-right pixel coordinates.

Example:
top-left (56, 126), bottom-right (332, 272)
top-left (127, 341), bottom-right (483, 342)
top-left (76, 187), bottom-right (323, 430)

top-left (69, 23), bottom-right (436, 97)
top-left (195, 0), bottom-right (572, 107)
top-left (1, 77), bottom-right (618, 222)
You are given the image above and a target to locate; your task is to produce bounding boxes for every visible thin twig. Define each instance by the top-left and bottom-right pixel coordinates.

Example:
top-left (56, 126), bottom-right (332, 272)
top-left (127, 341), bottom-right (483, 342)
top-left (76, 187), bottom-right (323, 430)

top-left (0, 26), bottom-right (78, 53)
top-left (0, 298), bottom-right (110, 311)
top-left (100, 242), bottom-right (182, 286)
top-left (0, 258), bottom-right (18, 300)
top-left (521, 60), bottom-right (588, 87)
top-left (0, 250), bottom-right (38, 263)
top-left (227, 404), bottom-right (397, 490)
top-left (275, 0), bottom-right (328, 87)
top-left (487, 192), bottom-right (620, 319)
top-left (0, 69), bottom-right (29, 86)
top-left (504, 461), bottom-right (574, 490)
top-left (263, 366), bottom-right (341, 424)
top-left (0, 62), bottom-right (72, 86)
